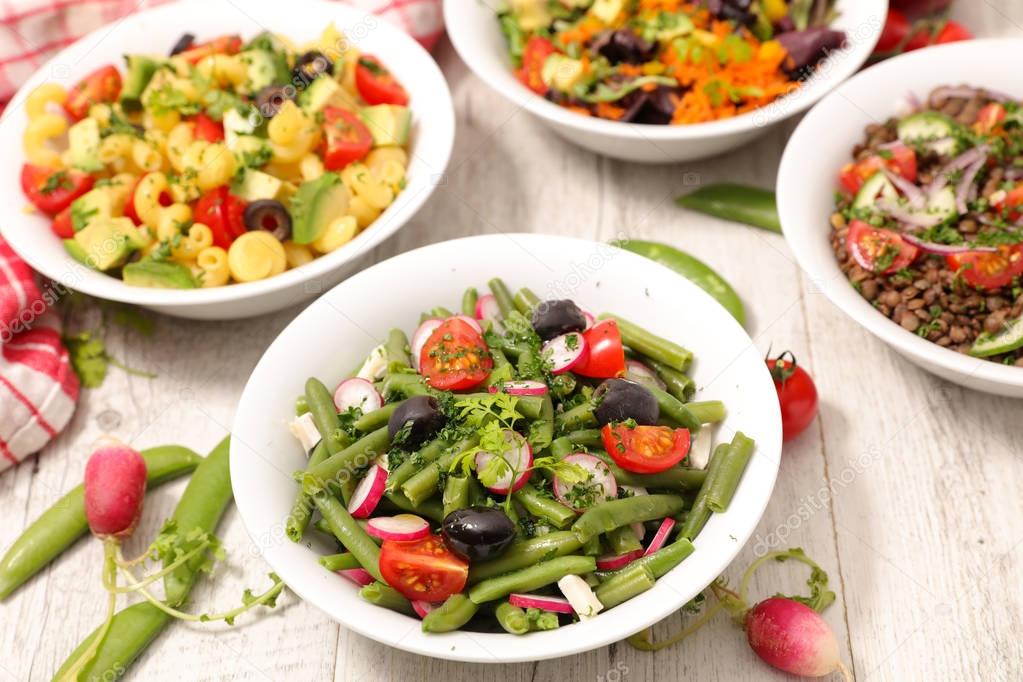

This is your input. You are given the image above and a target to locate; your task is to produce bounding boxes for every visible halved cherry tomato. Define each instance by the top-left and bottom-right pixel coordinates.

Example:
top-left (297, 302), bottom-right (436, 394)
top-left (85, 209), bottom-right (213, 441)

top-left (51, 206), bottom-right (74, 239)
top-left (601, 423), bottom-right (691, 474)
top-left (934, 20), bottom-right (972, 45)
top-left (419, 318), bottom-right (493, 391)
top-left (322, 107), bottom-right (373, 170)
top-left (194, 186), bottom-right (247, 249)
top-left (379, 536), bottom-right (468, 602)
top-left (574, 319), bottom-right (626, 378)
top-left (64, 65), bottom-right (121, 121)
top-left (946, 245), bottom-right (1023, 291)
top-left (838, 145), bottom-right (917, 195)
top-left (875, 9), bottom-right (910, 54)
top-left (20, 164), bottom-right (95, 215)
top-left (846, 220), bottom-right (919, 274)
top-left (354, 56), bottom-right (409, 106)
top-left (194, 113), bottom-right (225, 142)
top-left (996, 184), bottom-right (1023, 222)
top-left (975, 103), bottom-right (1007, 135)
top-left (767, 351), bottom-right (818, 442)
top-left (517, 37), bottom-right (556, 95)
top-left (177, 35), bottom-right (242, 64)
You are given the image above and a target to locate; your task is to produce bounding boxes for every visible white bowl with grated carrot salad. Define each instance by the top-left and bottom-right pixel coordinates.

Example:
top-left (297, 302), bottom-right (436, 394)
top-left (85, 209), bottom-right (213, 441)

top-left (445, 0), bottom-right (886, 163)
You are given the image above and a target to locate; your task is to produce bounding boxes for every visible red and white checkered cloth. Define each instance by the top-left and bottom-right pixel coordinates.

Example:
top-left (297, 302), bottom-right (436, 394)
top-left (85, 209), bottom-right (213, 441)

top-left (0, 0), bottom-right (444, 105)
top-left (0, 237), bottom-right (79, 473)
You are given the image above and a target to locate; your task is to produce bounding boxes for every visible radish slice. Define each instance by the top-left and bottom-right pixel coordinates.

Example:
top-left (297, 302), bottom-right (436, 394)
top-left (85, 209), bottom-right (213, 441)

top-left (475, 294), bottom-right (504, 333)
top-left (410, 318), bottom-right (444, 371)
top-left (542, 332), bottom-right (588, 374)
top-left (366, 514), bottom-right (430, 541)
top-left (509, 593), bottom-right (575, 614)
top-left (474, 430), bottom-right (533, 494)
top-left (553, 453), bottom-right (617, 510)
top-left (337, 568), bottom-right (374, 586)
top-left (348, 464), bottom-right (387, 519)
top-left (625, 359), bottom-right (666, 391)
top-left (644, 518), bottom-right (676, 556)
top-left (333, 378), bottom-right (383, 414)
top-left (411, 600), bottom-right (440, 619)
top-left (620, 486), bottom-right (648, 540)
top-left (582, 311), bottom-right (595, 330)
top-left (596, 549), bottom-right (643, 571)
top-left (487, 380), bottom-right (549, 397)
top-left (452, 314), bottom-right (483, 334)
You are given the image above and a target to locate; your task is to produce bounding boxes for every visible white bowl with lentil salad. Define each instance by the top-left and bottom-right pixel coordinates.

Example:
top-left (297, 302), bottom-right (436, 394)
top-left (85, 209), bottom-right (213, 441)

top-left (779, 39), bottom-right (1023, 397)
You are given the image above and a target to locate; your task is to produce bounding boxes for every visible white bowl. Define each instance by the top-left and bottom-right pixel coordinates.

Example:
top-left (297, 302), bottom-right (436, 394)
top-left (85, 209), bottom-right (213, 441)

top-left (778, 39), bottom-right (1023, 398)
top-left (0, 0), bottom-right (454, 320)
top-left (444, 0), bottom-right (885, 163)
top-left (231, 233), bottom-right (782, 662)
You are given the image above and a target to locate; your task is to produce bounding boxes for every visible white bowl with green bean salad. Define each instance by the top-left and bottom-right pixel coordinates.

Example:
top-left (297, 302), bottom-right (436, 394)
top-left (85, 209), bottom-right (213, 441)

top-left (231, 234), bottom-right (782, 662)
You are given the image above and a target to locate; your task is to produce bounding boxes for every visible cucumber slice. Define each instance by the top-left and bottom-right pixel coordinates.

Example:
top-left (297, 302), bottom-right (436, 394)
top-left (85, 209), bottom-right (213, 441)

top-left (853, 171), bottom-right (896, 209)
top-left (925, 185), bottom-right (958, 222)
top-left (970, 316), bottom-right (1023, 358)
top-left (897, 112), bottom-right (962, 156)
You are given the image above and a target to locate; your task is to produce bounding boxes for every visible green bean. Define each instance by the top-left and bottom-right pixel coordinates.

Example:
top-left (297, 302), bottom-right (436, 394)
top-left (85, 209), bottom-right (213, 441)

top-left (679, 444), bottom-right (729, 540)
top-left (431, 305), bottom-right (454, 318)
top-left (572, 494), bottom-right (685, 543)
top-left (401, 436), bottom-right (479, 506)
top-left (422, 594), bottom-right (479, 632)
top-left (312, 518), bottom-right (336, 539)
top-left (305, 427), bottom-right (391, 493)
top-left (305, 378), bottom-right (350, 454)
top-left (706, 432), bottom-right (755, 513)
top-left (385, 328), bottom-right (412, 372)
top-left (319, 553), bottom-right (362, 571)
top-left (380, 372), bottom-right (429, 398)
top-left (610, 464), bottom-right (707, 492)
top-left (649, 385), bottom-right (701, 431)
top-left (360, 582), bottom-right (415, 616)
top-left (286, 439), bottom-right (330, 542)
top-left (487, 277), bottom-right (516, 318)
top-left (599, 314), bottom-right (692, 373)
top-left (495, 601), bottom-right (529, 634)
top-left (556, 402), bottom-right (597, 431)
top-left (513, 287), bottom-right (540, 315)
top-left (468, 531), bottom-right (583, 583)
top-left (462, 287), bottom-right (479, 316)
top-left (530, 610), bottom-right (560, 630)
top-left (606, 526), bottom-right (643, 555)
top-left (355, 402), bottom-right (399, 432)
top-left (382, 491), bottom-right (445, 523)
top-left (55, 439), bottom-right (231, 680)
top-left (532, 395), bottom-right (554, 447)
top-left (458, 393), bottom-right (543, 420)
top-left (637, 354), bottom-right (695, 402)
top-left (467, 475), bottom-right (487, 506)
top-left (387, 438), bottom-right (450, 493)
top-left (295, 395), bottom-right (309, 416)
top-left (550, 436), bottom-right (575, 460)
top-left (599, 538), bottom-right (695, 581)
top-left (314, 491), bottom-right (382, 582)
top-left (582, 534), bottom-right (602, 556)
top-left (443, 475), bottom-right (470, 519)
top-left (164, 437), bottom-right (233, 607)
top-left (594, 563), bottom-right (655, 608)
top-left (0, 445), bottom-right (201, 602)
top-left (513, 484), bottom-right (576, 529)
top-left (468, 555), bottom-right (596, 604)
top-left (687, 400), bottom-right (727, 425)
top-left (566, 429), bottom-right (603, 448)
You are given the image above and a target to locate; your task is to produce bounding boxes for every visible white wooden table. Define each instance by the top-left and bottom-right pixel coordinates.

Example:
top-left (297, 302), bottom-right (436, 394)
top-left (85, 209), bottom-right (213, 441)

top-left (3, 3), bottom-right (1023, 680)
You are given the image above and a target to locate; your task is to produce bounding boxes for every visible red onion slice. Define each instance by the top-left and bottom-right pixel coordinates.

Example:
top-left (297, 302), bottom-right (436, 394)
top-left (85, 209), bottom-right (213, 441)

top-left (900, 233), bottom-right (997, 255)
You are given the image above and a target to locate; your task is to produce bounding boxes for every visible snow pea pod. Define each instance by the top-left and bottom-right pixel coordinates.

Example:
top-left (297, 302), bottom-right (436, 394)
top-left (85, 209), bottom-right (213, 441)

top-left (675, 184), bottom-right (781, 234)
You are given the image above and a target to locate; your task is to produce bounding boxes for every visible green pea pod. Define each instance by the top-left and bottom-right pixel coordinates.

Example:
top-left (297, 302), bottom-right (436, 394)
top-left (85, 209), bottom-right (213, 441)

top-left (675, 184), bottom-right (781, 233)
top-left (612, 239), bottom-right (745, 326)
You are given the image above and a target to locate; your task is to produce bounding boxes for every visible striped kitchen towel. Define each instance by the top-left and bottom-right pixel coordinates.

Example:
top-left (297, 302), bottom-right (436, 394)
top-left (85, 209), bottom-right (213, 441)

top-left (0, 237), bottom-right (79, 472)
top-left (0, 0), bottom-right (444, 106)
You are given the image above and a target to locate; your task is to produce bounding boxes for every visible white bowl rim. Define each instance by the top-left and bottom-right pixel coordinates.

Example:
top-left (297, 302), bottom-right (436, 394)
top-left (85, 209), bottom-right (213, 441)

top-left (444, 0), bottom-right (886, 141)
top-left (778, 37), bottom-right (1023, 390)
top-left (230, 232), bottom-right (783, 662)
top-left (0, 0), bottom-right (454, 310)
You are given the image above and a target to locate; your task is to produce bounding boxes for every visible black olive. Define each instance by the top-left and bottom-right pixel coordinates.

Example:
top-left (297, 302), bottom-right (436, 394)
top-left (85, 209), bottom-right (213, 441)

top-left (293, 51), bottom-right (334, 85)
top-left (243, 199), bottom-right (292, 241)
top-left (388, 395), bottom-right (446, 447)
top-left (442, 506), bottom-right (517, 562)
top-left (169, 33), bottom-right (195, 56)
top-left (594, 378), bottom-right (659, 426)
top-left (254, 84), bottom-right (295, 119)
top-left (531, 300), bottom-right (587, 340)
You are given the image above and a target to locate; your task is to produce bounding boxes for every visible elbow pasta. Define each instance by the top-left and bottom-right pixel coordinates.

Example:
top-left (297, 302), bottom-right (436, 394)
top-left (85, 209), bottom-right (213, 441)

top-left (17, 22), bottom-right (412, 289)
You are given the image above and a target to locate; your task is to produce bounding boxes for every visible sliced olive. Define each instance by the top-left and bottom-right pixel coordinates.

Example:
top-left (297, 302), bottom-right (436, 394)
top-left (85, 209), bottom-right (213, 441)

top-left (442, 506), bottom-right (517, 562)
top-left (531, 299), bottom-right (587, 340)
top-left (169, 33), bottom-right (195, 56)
top-left (594, 378), bottom-right (659, 426)
top-left (254, 84), bottom-right (295, 119)
top-left (388, 395), bottom-right (446, 447)
top-left (293, 51), bottom-right (334, 85)
top-left (243, 199), bottom-right (292, 241)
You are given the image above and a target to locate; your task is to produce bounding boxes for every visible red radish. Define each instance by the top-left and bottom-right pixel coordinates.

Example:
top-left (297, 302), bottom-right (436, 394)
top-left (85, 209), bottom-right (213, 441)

top-left (348, 464), bottom-right (387, 518)
top-left (541, 332), bottom-right (588, 374)
top-left (595, 550), bottom-right (643, 571)
top-left (84, 444), bottom-right (148, 539)
top-left (487, 380), bottom-right (549, 397)
top-left (475, 294), bottom-right (504, 333)
top-left (333, 377), bottom-right (383, 413)
top-left (411, 600), bottom-right (439, 619)
top-left (582, 311), bottom-right (595, 329)
top-left (631, 522), bottom-right (646, 541)
top-left (508, 593), bottom-right (575, 614)
top-left (337, 568), bottom-right (375, 587)
top-left (643, 518), bottom-right (676, 556)
top-left (553, 453), bottom-right (617, 510)
top-left (410, 318), bottom-right (444, 371)
top-left (452, 314), bottom-right (483, 334)
top-left (746, 598), bottom-right (845, 679)
top-left (474, 430), bottom-right (533, 494)
top-left (366, 514), bottom-right (430, 541)
top-left (625, 359), bottom-right (666, 390)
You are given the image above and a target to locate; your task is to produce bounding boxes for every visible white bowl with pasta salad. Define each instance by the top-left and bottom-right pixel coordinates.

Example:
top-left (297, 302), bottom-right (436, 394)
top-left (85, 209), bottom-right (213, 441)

top-left (0, 0), bottom-right (454, 319)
